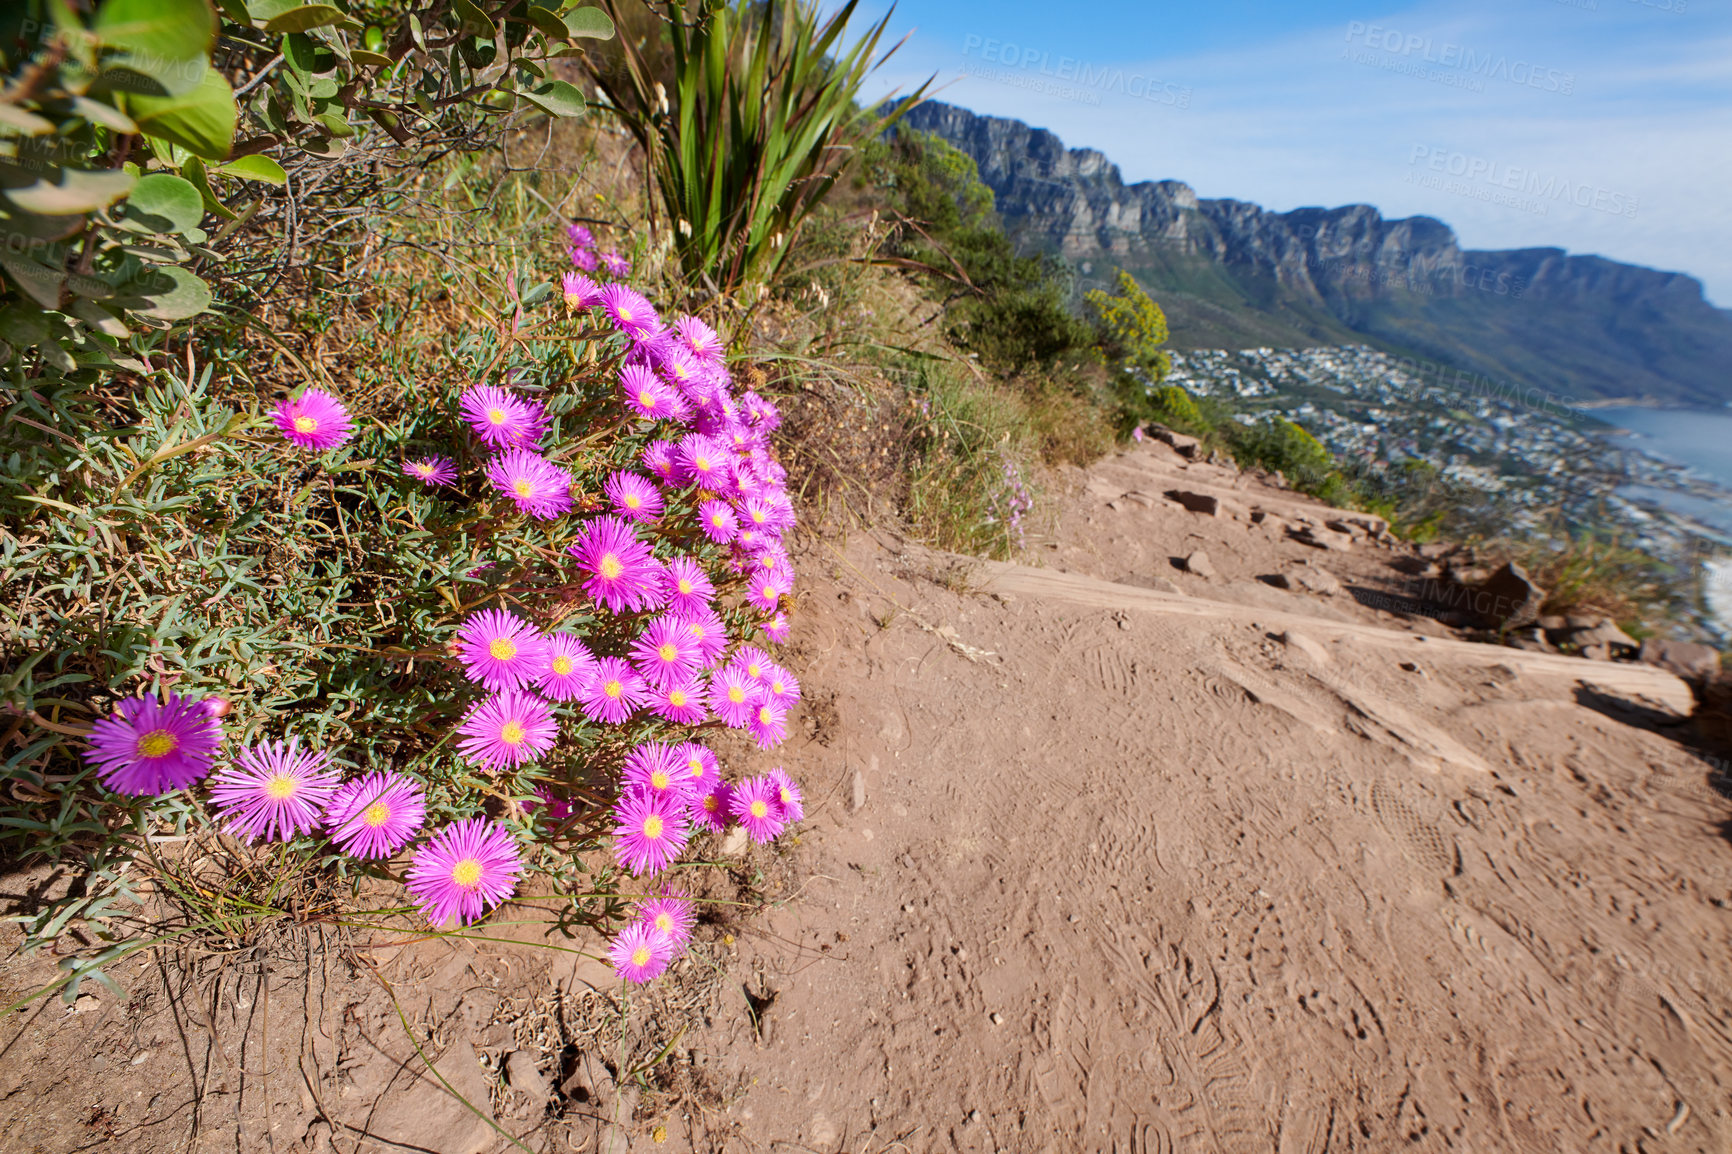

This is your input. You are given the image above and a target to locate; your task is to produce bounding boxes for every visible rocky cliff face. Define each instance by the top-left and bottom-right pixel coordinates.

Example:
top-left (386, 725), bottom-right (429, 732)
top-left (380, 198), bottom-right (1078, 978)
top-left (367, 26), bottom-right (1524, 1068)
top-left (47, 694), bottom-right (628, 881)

top-left (902, 101), bottom-right (1732, 406)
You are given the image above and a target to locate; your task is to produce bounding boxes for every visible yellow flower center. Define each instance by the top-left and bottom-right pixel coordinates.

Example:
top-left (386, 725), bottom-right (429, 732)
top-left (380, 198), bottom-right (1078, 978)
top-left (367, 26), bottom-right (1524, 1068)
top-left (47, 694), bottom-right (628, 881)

top-left (750, 799), bottom-right (768, 819)
top-left (770, 679), bottom-right (785, 695)
top-left (728, 686), bottom-right (745, 704)
top-left (703, 794), bottom-right (719, 812)
top-left (451, 858), bottom-right (483, 888)
top-left (693, 455), bottom-right (710, 471)
top-left (631, 945), bottom-right (652, 967)
top-left (413, 463), bottom-right (432, 477)
top-left (293, 415), bottom-right (317, 434)
top-left (654, 912), bottom-right (674, 933)
top-left (552, 655), bottom-right (574, 676)
top-left (677, 578), bottom-right (693, 594)
top-left (650, 770), bottom-right (670, 790)
top-left (617, 305), bottom-right (635, 321)
top-left (757, 705), bottom-right (773, 723)
top-left (599, 554), bottom-right (624, 580)
top-left (487, 407), bottom-right (507, 425)
top-left (137, 729), bottom-right (177, 759)
top-left (265, 774), bottom-right (297, 800)
top-left (500, 721), bottom-right (526, 745)
top-left (668, 689), bottom-right (687, 707)
top-left (624, 493), bottom-right (641, 508)
top-left (363, 802), bottom-right (391, 827)
top-left (746, 661), bottom-right (761, 678)
top-left (761, 583), bottom-right (776, 600)
top-left (489, 637), bottom-right (517, 661)
top-left (779, 786), bottom-right (793, 804)
top-left (687, 759), bottom-right (704, 777)
top-left (657, 643), bottom-right (677, 663)
top-left (752, 509), bottom-right (767, 524)
top-left (563, 292), bottom-right (580, 306)
top-left (638, 390), bottom-right (657, 407)
top-left (710, 511), bottom-right (725, 526)
top-left (643, 815), bottom-right (664, 840)
top-left (604, 679), bottom-right (623, 698)
top-left (513, 479), bottom-right (534, 497)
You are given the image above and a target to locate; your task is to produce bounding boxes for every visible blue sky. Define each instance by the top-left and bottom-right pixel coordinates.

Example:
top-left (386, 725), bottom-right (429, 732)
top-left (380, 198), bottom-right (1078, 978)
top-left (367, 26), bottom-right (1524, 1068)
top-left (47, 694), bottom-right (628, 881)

top-left (844, 0), bottom-right (1732, 305)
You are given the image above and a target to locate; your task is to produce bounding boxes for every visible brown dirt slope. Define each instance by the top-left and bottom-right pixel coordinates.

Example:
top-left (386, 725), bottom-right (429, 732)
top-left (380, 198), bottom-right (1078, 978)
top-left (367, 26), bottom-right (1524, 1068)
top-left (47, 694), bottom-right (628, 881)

top-left (4, 443), bottom-right (1729, 1154)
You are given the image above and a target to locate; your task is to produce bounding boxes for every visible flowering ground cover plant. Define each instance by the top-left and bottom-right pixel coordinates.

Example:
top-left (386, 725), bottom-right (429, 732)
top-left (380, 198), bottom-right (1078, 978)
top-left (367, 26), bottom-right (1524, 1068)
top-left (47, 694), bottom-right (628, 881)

top-left (2, 222), bottom-right (802, 992)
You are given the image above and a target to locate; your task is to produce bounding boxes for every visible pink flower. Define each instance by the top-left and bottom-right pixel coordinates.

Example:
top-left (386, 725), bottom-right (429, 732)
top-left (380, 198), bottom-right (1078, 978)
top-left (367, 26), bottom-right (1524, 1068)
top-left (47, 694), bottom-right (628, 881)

top-left (537, 632), bottom-right (597, 702)
top-left (765, 766), bottom-right (804, 823)
top-left (690, 779), bottom-right (733, 832)
top-left (697, 499), bottom-right (738, 544)
top-left (671, 742), bottom-right (718, 791)
top-left (622, 740), bottom-right (693, 802)
top-left (648, 674), bottom-right (708, 725)
top-left (487, 449), bottom-right (573, 520)
top-left (744, 563), bottom-right (793, 613)
top-left (577, 656), bottom-right (650, 725)
top-left (460, 385), bottom-right (547, 451)
top-left (676, 433), bottom-right (732, 492)
top-left (404, 456), bottom-right (458, 486)
top-left (598, 284), bottom-right (663, 342)
top-left (456, 690), bottom-right (559, 772)
top-left (406, 817), bottom-right (523, 927)
top-left (731, 645), bottom-right (772, 683)
top-left (609, 921), bottom-right (672, 983)
top-left (673, 315), bottom-right (723, 363)
top-left (605, 470), bottom-right (664, 522)
top-left (612, 788), bottom-right (689, 876)
top-left (764, 612), bottom-right (792, 644)
top-left (598, 250), bottom-right (632, 278)
top-left (672, 608), bottom-right (730, 667)
top-left (642, 439), bottom-right (680, 484)
top-left (620, 362), bottom-right (688, 422)
top-left (630, 616), bottom-right (701, 688)
top-left (761, 662), bottom-right (801, 708)
top-left (454, 608), bottom-right (548, 693)
top-left (273, 389), bottom-right (354, 451)
top-left (730, 776), bottom-right (787, 843)
top-left (323, 771), bottom-right (425, 859)
top-left (708, 665), bottom-right (763, 729)
top-left (659, 557), bottom-right (715, 617)
top-left (570, 245), bottom-right (599, 272)
top-left (565, 222), bottom-right (595, 249)
top-left (84, 692), bottom-right (223, 796)
top-left (568, 517), bottom-right (663, 615)
top-left (207, 737), bottom-right (341, 842)
top-left (636, 890), bottom-right (695, 950)
top-left (747, 698), bottom-right (788, 750)
top-left (562, 270), bottom-right (603, 309)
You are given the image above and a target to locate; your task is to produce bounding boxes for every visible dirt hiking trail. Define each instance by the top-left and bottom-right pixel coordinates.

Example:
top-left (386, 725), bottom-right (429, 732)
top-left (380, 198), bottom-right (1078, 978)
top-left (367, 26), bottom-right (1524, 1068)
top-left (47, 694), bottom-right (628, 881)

top-left (4, 441), bottom-right (1730, 1154)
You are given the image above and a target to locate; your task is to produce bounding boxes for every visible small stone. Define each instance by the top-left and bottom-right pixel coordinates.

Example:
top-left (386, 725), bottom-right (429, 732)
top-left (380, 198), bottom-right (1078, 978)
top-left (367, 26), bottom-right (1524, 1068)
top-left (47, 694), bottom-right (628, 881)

top-left (1288, 524), bottom-right (1353, 552)
top-left (72, 994), bottom-right (99, 1014)
top-left (1181, 550), bottom-right (1216, 579)
top-left (850, 768), bottom-right (867, 811)
top-left (1639, 638), bottom-right (1721, 680)
top-left (504, 1051), bottom-right (549, 1102)
top-left (1164, 489), bottom-right (1221, 516)
top-left (1068, 913), bottom-right (1081, 924)
top-left (990, 1012), bottom-right (1004, 1026)
top-left (969, 1110), bottom-right (982, 1124)
top-left (131, 1051), bottom-right (152, 1066)
top-left (902, 903), bottom-right (915, 914)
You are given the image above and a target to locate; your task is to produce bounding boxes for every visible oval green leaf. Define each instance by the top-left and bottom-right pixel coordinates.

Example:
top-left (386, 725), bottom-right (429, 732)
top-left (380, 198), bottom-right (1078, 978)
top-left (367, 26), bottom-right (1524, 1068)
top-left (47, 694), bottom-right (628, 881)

top-left (0, 165), bottom-right (137, 215)
top-left (263, 5), bottom-right (347, 33)
top-left (563, 7), bottom-right (615, 39)
top-left (122, 69), bottom-right (238, 160)
top-left (349, 48), bottom-right (394, 67)
top-left (123, 173), bottom-right (206, 234)
top-left (70, 96), bottom-right (138, 133)
top-left (95, 0), bottom-right (217, 64)
top-left (520, 79), bottom-right (585, 118)
top-left (212, 154), bottom-right (287, 185)
top-left (114, 265), bottom-right (213, 320)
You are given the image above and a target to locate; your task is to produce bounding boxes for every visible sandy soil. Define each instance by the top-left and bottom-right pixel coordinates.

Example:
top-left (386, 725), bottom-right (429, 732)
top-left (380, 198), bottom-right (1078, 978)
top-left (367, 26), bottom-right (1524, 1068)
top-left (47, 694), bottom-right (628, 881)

top-left (4, 443), bottom-right (1730, 1153)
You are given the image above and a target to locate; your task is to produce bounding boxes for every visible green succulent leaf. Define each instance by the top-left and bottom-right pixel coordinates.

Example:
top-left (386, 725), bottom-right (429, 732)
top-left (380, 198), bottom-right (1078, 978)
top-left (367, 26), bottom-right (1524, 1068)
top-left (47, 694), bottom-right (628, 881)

top-left (121, 69), bottom-right (238, 160)
top-left (519, 79), bottom-right (585, 119)
top-left (122, 173), bottom-right (206, 234)
top-left (68, 298), bottom-right (130, 337)
top-left (0, 163), bottom-right (136, 214)
top-left (349, 48), bottom-right (393, 67)
top-left (450, 0), bottom-right (492, 35)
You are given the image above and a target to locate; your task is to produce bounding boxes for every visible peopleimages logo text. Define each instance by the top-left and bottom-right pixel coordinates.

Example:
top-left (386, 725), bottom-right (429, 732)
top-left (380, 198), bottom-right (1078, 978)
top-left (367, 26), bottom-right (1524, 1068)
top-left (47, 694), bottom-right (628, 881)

top-left (1408, 145), bottom-right (1639, 219)
top-left (1343, 22), bottom-right (1575, 94)
top-left (962, 36), bottom-right (1192, 108)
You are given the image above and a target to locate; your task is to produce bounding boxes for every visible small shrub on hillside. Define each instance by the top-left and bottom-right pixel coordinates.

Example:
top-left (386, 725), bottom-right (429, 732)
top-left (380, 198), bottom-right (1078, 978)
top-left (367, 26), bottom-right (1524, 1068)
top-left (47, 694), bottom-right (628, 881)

top-left (902, 363), bottom-right (1042, 558)
top-left (3, 231), bottom-right (804, 996)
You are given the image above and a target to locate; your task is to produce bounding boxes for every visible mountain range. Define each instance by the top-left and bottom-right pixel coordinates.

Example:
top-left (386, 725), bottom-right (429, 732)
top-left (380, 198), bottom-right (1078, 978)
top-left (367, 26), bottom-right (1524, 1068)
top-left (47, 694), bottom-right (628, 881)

top-left (901, 101), bottom-right (1732, 409)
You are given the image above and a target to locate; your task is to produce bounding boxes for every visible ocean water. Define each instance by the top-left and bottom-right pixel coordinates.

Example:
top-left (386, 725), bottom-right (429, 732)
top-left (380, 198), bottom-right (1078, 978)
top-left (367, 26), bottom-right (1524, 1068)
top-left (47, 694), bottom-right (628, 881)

top-left (1597, 407), bottom-right (1732, 494)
